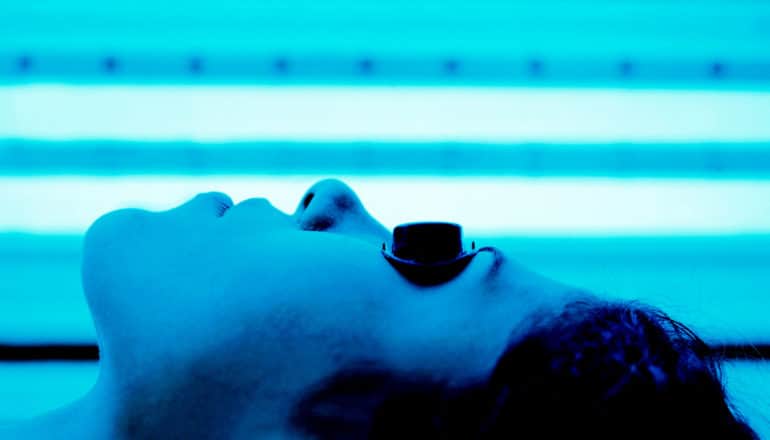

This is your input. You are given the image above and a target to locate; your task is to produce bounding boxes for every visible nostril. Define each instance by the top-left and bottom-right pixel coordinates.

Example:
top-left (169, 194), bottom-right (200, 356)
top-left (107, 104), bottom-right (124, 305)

top-left (303, 215), bottom-right (334, 231)
top-left (302, 192), bottom-right (314, 209)
top-left (297, 179), bottom-right (368, 232)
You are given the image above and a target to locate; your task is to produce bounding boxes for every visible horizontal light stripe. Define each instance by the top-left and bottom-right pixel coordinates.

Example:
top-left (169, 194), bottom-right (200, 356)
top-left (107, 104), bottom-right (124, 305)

top-left (3, 140), bottom-right (770, 177)
top-left (724, 363), bottom-right (770, 438)
top-left (3, 85), bottom-right (770, 142)
top-left (2, 0), bottom-right (770, 62)
top-left (2, 176), bottom-right (769, 235)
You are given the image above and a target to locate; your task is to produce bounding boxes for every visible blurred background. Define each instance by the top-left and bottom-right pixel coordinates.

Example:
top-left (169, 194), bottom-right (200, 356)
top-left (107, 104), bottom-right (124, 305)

top-left (1, 0), bottom-right (769, 434)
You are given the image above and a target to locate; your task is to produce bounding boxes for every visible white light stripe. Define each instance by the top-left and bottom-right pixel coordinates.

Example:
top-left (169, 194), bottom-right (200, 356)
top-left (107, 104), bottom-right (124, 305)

top-left (2, 176), bottom-right (770, 235)
top-left (3, 85), bottom-right (770, 142)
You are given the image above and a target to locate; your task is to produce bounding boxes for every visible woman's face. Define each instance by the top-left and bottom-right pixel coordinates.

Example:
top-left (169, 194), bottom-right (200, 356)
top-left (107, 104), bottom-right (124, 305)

top-left (81, 178), bottom-right (588, 431)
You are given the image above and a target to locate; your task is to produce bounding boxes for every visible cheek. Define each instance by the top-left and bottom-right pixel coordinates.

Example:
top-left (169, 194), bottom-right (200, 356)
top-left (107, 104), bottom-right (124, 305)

top-left (221, 257), bottom-right (394, 371)
top-left (380, 297), bottom-right (496, 380)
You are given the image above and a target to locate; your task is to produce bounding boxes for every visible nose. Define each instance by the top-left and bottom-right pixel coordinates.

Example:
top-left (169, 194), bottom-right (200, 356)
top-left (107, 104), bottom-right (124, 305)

top-left (293, 178), bottom-right (390, 244)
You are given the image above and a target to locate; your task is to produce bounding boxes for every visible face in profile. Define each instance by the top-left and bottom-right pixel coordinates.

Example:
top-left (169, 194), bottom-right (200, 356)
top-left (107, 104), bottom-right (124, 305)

top-left (78, 178), bottom-right (589, 438)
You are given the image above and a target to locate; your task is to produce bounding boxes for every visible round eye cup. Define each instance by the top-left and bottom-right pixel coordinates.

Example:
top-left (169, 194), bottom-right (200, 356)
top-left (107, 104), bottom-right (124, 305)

top-left (381, 222), bottom-right (480, 287)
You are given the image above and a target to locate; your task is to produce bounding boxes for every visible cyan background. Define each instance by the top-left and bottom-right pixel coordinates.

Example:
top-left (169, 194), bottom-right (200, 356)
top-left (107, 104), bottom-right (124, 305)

top-left (1, 0), bottom-right (769, 434)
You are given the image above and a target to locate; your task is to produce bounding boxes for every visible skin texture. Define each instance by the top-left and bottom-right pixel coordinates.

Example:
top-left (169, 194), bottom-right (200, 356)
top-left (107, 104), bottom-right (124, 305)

top-left (0, 178), bottom-right (591, 439)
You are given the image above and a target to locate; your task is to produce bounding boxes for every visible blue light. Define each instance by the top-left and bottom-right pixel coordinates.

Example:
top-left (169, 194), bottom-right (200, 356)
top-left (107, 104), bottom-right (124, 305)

top-left (3, 85), bottom-right (770, 142)
top-left (1, 0), bottom-right (769, 433)
top-left (1, 176), bottom-right (770, 235)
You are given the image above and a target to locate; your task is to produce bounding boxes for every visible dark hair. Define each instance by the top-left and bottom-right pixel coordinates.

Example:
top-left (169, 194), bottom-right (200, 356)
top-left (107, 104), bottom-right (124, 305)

top-left (291, 300), bottom-right (757, 439)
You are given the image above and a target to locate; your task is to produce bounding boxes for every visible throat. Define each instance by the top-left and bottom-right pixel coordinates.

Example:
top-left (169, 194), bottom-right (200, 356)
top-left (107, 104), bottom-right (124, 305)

top-left (113, 369), bottom-right (307, 439)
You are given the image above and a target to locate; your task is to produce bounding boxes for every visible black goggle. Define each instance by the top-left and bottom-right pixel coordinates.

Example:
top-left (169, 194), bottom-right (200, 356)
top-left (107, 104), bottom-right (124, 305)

top-left (382, 222), bottom-right (496, 286)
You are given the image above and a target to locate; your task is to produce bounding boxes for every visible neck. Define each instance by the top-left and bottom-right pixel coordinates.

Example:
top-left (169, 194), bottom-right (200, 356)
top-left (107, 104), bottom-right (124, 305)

top-left (0, 370), bottom-right (310, 440)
